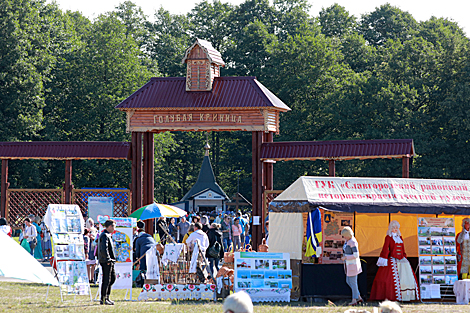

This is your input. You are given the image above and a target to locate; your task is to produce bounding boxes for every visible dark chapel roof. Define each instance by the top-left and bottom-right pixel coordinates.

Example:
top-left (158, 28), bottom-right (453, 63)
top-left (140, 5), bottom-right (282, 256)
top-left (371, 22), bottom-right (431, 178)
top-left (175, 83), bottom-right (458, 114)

top-left (181, 150), bottom-right (229, 202)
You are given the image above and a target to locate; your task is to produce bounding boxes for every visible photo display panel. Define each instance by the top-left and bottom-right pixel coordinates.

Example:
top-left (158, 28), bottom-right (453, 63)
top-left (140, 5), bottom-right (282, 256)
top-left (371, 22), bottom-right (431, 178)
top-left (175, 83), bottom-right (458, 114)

top-left (417, 217), bottom-right (457, 299)
top-left (234, 252), bottom-right (291, 302)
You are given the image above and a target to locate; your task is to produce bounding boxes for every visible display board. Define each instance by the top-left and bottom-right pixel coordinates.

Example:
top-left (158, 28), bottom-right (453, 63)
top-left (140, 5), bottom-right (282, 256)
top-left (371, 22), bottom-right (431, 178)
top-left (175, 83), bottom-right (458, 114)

top-left (417, 217), bottom-right (457, 299)
top-left (320, 212), bottom-right (354, 264)
top-left (234, 252), bottom-right (291, 302)
top-left (97, 216), bottom-right (136, 298)
top-left (44, 204), bottom-right (90, 298)
top-left (88, 197), bottom-right (113, 222)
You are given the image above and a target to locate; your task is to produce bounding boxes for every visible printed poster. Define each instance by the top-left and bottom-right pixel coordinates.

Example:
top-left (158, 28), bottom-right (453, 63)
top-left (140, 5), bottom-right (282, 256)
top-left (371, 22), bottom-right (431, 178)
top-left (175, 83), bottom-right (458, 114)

top-left (44, 204), bottom-right (89, 296)
top-left (97, 217), bottom-right (136, 292)
top-left (88, 197), bottom-right (114, 222)
top-left (418, 217), bottom-right (457, 299)
top-left (321, 212), bottom-right (354, 264)
top-left (234, 252), bottom-right (292, 301)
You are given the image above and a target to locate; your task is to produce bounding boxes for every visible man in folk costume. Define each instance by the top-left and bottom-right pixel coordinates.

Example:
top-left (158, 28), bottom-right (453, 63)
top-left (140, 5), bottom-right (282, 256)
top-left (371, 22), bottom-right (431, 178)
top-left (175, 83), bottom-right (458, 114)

top-left (370, 221), bottom-right (419, 301)
top-left (456, 218), bottom-right (470, 279)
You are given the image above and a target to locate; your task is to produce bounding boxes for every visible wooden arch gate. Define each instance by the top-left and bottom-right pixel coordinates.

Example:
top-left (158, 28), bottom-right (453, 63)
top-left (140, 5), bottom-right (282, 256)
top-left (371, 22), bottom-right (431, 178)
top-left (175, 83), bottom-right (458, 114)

top-left (117, 40), bottom-right (291, 247)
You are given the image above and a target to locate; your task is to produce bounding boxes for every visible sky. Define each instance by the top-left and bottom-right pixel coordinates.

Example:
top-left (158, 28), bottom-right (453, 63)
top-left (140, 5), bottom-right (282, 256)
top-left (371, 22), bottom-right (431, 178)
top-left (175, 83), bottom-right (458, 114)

top-left (49, 0), bottom-right (470, 35)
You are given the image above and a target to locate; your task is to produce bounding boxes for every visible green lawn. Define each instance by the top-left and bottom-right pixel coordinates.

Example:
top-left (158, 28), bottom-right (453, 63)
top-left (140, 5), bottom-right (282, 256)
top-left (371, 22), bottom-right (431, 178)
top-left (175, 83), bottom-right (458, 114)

top-left (0, 281), bottom-right (468, 313)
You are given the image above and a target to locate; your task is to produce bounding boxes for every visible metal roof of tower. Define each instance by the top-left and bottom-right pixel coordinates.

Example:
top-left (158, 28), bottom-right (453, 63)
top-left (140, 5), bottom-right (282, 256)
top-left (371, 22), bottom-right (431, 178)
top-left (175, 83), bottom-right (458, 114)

top-left (115, 76), bottom-right (290, 111)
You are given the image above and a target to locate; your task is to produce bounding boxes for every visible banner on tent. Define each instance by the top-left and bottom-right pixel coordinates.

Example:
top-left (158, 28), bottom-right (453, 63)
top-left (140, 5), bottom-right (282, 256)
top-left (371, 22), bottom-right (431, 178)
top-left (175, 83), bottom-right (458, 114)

top-left (417, 217), bottom-right (457, 299)
top-left (288, 177), bottom-right (470, 206)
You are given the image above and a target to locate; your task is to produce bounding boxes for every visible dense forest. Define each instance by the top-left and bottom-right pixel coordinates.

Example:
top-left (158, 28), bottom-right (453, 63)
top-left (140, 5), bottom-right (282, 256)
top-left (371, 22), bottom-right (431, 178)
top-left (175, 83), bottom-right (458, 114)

top-left (1, 0), bottom-right (470, 203)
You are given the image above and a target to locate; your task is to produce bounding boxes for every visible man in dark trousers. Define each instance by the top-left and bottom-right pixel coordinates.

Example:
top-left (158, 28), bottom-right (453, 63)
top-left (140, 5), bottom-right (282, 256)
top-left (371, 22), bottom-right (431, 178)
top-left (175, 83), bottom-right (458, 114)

top-left (98, 219), bottom-right (116, 305)
top-left (135, 220), bottom-right (155, 271)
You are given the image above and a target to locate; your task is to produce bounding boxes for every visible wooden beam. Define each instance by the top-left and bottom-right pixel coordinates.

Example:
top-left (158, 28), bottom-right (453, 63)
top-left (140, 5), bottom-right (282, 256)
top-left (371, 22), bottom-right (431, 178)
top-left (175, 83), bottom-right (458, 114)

top-left (262, 132), bottom-right (273, 238)
top-left (131, 132), bottom-right (143, 213)
top-left (1, 160), bottom-right (8, 218)
top-left (402, 156), bottom-right (410, 178)
top-left (143, 132), bottom-right (155, 235)
top-left (329, 160), bottom-right (336, 177)
top-left (252, 131), bottom-right (263, 250)
top-left (64, 160), bottom-right (72, 204)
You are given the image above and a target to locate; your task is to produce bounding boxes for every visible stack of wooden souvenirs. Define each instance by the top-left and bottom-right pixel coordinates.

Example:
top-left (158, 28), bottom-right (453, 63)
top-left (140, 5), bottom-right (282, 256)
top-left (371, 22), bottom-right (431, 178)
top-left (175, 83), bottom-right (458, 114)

top-left (139, 243), bottom-right (216, 301)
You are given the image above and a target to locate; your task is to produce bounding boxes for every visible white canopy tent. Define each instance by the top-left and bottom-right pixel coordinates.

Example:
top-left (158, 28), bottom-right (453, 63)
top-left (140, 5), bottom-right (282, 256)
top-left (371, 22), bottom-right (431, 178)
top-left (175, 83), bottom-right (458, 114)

top-left (0, 231), bottom-right (58, 286)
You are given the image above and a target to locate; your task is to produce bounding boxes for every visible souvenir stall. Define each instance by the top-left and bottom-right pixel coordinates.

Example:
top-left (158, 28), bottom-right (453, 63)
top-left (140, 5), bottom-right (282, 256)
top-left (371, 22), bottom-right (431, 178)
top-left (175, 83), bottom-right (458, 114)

top-left (138, 241), bottom-right (216, 301)
top-left (96, 216), bottom-right (136, 300)
top-left (268, 176), bottom-right (470, 302)
top-left (43, 204), bottom-right (91, 301)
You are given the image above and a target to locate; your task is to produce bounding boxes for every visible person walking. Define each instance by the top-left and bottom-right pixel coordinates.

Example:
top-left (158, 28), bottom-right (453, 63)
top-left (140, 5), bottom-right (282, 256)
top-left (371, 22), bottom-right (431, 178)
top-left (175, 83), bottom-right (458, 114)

top-left (236, 212), bottom-right (246, 248)
top-left (33, 216), bottom-right (43, 260)
top-left (186, 222), bottom-right (209, 253)
top-left (341, 226), bottom-right (363, 306)
top-left (232, 218), bottom-right (242, 251)
top-left (206, 223), bottom-right (223, 276)
top-left (135, 221), bottom-right (156, 271)
top-left (221, 216), bottom-right (232, 252)
top-left (23, 218), bottom-right (38, 256)
top-left (85, 218), bottom-right (97, 283)
top-left (177, 216), bottom-right (190, 243)
top-left (98, 219), bottom-right (117, 305)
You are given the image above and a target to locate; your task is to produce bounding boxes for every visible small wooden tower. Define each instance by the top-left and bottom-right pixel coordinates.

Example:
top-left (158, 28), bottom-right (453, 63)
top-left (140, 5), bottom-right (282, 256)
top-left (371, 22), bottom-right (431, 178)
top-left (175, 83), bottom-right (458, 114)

top-left (182, 39), bottom-right (225, 92)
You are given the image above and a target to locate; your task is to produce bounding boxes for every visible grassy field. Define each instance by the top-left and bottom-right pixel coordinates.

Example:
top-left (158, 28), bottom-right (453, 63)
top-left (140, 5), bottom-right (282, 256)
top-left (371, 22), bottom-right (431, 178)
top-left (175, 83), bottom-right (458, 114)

top-left (0, 281), bottom-right (468, 312)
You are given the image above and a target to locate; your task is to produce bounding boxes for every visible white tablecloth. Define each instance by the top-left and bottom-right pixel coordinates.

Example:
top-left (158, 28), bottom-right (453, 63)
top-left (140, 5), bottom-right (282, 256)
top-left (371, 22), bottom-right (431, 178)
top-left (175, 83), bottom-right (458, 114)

top-left (138, 283), bottom-right (215, 301)
top-left (453, 279), bottom-right (470, 304)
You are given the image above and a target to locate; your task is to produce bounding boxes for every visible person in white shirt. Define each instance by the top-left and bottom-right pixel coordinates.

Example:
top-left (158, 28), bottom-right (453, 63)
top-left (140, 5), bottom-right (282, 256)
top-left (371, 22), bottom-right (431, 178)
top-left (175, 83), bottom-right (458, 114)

top-left (214, 213), bottom-right (222, 224)
top-left (186, 222), bottom-right (209, 253)
top-left (0, 217), bottom-right (12, 237)
top-left (24, 217), bottom-right (38, 256)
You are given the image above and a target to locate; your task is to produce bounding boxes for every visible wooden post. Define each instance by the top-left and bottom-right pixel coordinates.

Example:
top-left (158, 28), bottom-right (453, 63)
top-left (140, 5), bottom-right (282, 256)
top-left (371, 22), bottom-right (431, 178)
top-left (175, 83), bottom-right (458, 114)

top-left (329, 160), bottom-right (335, 177)
top-left (262, 132), bottom-right (274, 238)
top-left (1, 160), bottom-right (8, 218)
top-left (402, 156), bottom-right (410, 178)
top-left (64, 160), bottom-right (72, 204)
top-left (252, 131), bottom-right (263, 249)
top-left (143, 132), bottom-right (155, 234)
top-left (132, 132), bottom-right (143, 213)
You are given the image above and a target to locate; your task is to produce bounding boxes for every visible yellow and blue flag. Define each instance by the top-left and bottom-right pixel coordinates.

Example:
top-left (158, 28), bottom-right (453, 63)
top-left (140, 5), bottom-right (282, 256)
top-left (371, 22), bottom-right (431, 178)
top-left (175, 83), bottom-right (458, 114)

top-left (305, 208), bottom-right (322, 257)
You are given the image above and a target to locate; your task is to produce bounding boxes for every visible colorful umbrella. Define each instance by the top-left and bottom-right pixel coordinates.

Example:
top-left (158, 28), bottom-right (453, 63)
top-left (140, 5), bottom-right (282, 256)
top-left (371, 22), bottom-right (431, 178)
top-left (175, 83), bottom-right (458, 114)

top-left (129, 202), bottom-right (187, 220)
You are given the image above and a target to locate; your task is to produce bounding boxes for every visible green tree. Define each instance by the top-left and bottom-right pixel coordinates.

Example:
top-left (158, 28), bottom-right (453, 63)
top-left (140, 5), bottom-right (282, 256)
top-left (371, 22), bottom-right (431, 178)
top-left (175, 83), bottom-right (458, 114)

top-left (318, 3), bottom-right (356, 38)
top-left (359, 4), bottom-right (418, 46)
top-left (146, 8), bottom-right (190, 77)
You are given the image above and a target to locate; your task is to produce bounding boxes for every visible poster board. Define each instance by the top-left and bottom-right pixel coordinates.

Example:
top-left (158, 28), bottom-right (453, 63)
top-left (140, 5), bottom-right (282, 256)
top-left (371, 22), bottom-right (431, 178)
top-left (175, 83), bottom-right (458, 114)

top-left (417, 217), bottom-right (457, 299)
top-left (88, 197), bottom-right (114, 222)
top-left (44, 204), bottom-right (91, 297)
top-left (97, 216), bottom-right (136, 298)
top-left (234, 252), bottom-right (291, 302)
top-left (320, 212), bottom-right (354, 264)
